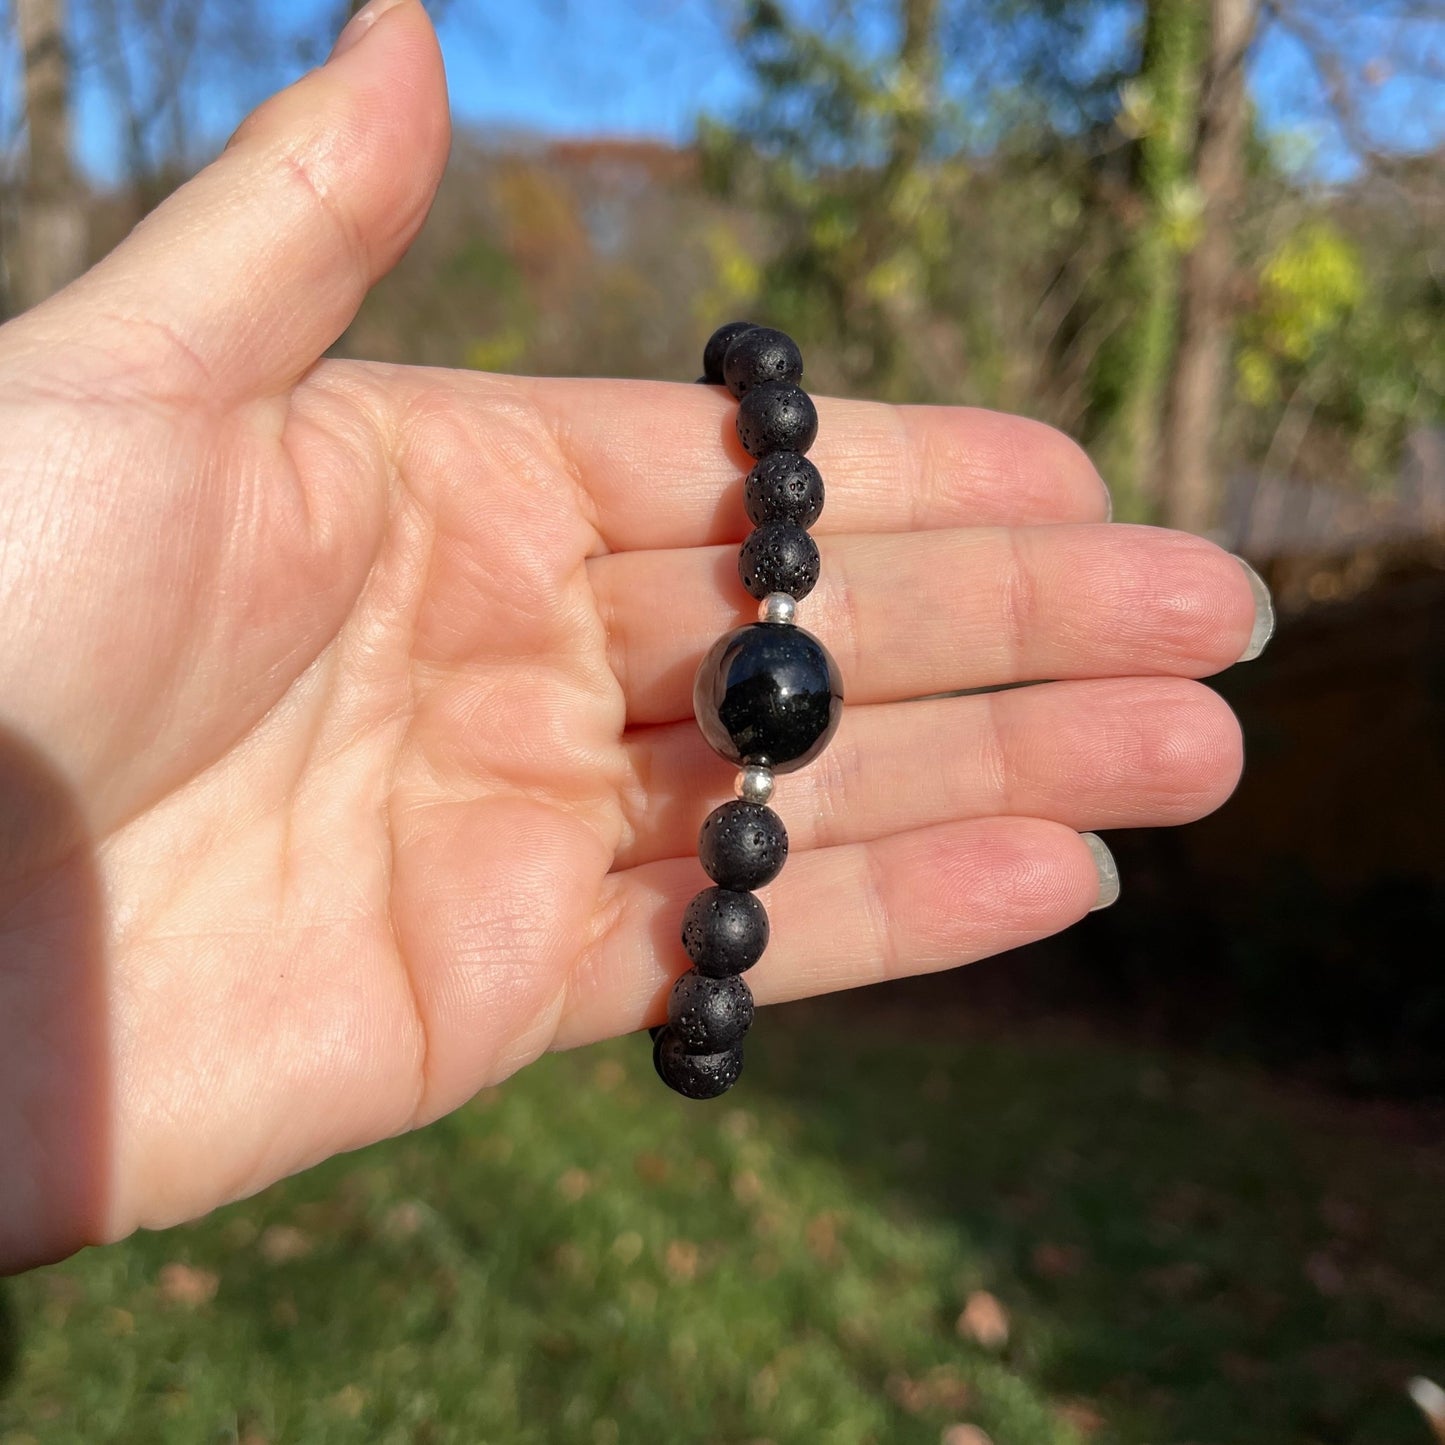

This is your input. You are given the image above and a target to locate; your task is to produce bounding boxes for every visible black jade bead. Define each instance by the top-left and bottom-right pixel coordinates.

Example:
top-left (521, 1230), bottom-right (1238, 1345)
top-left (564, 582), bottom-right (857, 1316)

top-left (699, 799), bottom-right (789, 891)
top-left (723, 327), bottom-right (804, 399)
top-left (744, 452), bottom-right (825, 529)
top-left (736, 381), bottom-right (818, 458)
top-left (693, 622), bottom-right (844, 773)
top-left (682, 886), bottom-right (770, 976)
top-left (668, 969), bottom-right (755, 1053)
top-left (738, 521), bottom-right (821, 601)
top-left (702, 320), bottom-right (756, 385)
top-left (653, 1030), bottom-right (744, 1099)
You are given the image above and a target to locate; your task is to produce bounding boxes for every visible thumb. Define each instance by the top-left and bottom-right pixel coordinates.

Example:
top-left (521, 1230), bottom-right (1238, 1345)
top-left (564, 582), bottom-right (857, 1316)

top-left (27, 0), bottom-right (450, 402)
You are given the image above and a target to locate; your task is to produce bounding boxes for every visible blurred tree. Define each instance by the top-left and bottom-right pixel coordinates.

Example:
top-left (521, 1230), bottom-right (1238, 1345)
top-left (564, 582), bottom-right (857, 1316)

top-left (7, 0), bottom-right (86, 312)
top-left (1091, 0), bottom-right (1208, 514)
top-left (0, 0), bottom-right (468, 316)
top-left (709, 0), bottom-right (1443, 528)
top-left (699, 0), bottom-right (984, 401)
top-left (1158, 0), bottom-right (1258, 532)
top-left (77, 0), bottom-right (278, 212)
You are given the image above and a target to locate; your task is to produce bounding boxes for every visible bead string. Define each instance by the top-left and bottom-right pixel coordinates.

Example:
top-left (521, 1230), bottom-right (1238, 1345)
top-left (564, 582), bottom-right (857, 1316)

top-left (651, 323), bottom-right (843, 1099)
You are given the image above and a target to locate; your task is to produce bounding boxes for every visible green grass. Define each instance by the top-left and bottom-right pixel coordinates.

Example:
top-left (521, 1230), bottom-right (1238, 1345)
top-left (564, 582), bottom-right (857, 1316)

top-left (3, 1003), bottom-right (1443, 1445)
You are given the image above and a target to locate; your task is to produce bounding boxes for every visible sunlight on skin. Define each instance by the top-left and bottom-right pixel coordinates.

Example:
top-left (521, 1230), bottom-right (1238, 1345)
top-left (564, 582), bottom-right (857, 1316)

top-left (0, 2), bottom-right (1260, 1271)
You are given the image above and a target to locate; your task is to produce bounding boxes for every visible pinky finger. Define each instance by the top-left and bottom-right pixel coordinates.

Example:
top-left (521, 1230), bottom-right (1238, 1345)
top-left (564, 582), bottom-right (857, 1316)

top-left (556, 817), bottom-right (1106, 1051)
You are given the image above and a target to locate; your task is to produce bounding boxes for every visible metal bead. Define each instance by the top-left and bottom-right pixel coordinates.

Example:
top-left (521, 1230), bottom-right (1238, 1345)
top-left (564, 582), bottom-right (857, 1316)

top-left (734, 765), bottom-right (775, 804)
top-left (758, 591), bottom-right (797, 625)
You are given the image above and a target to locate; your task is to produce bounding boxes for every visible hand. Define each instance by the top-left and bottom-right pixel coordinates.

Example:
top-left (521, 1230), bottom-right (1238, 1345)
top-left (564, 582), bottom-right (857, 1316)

top-left (0, 0), bottom-right (1262, 1270)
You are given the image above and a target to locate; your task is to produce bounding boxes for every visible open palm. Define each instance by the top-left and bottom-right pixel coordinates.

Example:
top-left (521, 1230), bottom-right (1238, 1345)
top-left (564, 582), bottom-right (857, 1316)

top-left (0, 1), bottom-right (1263, 1271)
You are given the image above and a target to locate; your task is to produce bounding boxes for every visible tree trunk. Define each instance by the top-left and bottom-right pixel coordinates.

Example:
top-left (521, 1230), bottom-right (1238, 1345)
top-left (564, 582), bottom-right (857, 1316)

top-left (1159, 0), bottom-right (1259, 534)
top-left (1096, 0), bottom-right (1207, 516)
top-left (10, 0), bottom-right (86, 312)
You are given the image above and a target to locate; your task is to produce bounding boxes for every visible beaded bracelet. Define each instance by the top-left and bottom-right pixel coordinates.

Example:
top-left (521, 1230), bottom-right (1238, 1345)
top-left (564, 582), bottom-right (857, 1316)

top-left (650, 322), bottom-right (845, 1099)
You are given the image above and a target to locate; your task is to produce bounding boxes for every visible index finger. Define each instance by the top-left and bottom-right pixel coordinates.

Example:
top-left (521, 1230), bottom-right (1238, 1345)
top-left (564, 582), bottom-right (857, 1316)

top-left (501, 375), bottom-right (1112, 552)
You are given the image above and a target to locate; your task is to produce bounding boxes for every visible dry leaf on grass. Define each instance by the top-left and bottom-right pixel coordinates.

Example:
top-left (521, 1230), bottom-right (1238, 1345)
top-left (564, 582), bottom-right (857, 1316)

top-left (259, 1225), bottom-right (312, 1263)
top-left (665, 1239), bottom-right (700, 1281)
top-left (956, 1290), bottom-right (1010, 1350)
top-left (557, 1167), bottom-right (592, 1202)
top-left (941, 1426), bottom-right (993, 1445)
top-left (157, 1262), bottom-right (219, 1307)
top-left (1031, 1242), bottom-right (1084, 1280)
top-left (1055, 1399), bottom-right (1106, 1434)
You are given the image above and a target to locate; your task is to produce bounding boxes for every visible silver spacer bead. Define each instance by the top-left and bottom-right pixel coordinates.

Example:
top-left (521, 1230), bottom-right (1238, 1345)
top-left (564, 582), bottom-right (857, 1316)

top-left (734, 764), bottom-right (775, 805)
top-left (758, 591), bottom-right (797, 625)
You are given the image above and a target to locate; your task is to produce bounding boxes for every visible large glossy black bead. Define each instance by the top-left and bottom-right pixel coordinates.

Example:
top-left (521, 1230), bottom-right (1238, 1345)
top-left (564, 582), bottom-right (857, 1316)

top-left (667, 969), bottom-right (755, 1053)
top-left (653, 1029), bottom-right (744, 1099)
top-left (693, 622), bottom-right (844, 773)
top-left (738, 521), bottom-right (820, 601)
top-left (723, 326), bottom-right (803, 399)
top-left (736, 381), bottom-right (818, 458)
top-left (744, 452), bottom-right (825, 529)
top-left (702, 321), bottom-right (756, 384)
top-left (699, 800), bottom-right (788, 890)
top-left (681, 886), bottom-right (770, 976)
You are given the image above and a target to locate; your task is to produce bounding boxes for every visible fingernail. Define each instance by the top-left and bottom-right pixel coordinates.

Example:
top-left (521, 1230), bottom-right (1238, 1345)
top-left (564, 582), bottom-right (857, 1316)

top-left (1081, 833), bottom-right (1119, 912)
top-left (1103, 484), bottom-right (1114, 523)
top-left (331, 0), bottom-right (407, 59)
top-left (1232, 555), bottom-right (1275, 662)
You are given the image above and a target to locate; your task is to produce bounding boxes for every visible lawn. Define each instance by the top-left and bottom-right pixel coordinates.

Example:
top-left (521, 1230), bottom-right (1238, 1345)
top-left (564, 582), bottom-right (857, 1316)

top-left (2, 1000), bottom-right (1442, 1445)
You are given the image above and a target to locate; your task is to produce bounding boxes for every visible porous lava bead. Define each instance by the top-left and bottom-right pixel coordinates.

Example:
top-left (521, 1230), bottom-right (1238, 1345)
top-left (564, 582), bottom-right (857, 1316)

top-left (736, 381), bottom-right (818, 458)
top-left (653, 1029), bottom-right (744, 1099)
top-left (693, 622), bottom-right (844, 773)
top-left (667, 969), bottom-right (755, 1053)
top-left (699, 799), bottom-right (789, 890)
top-left (723, 326), bottom-right (803, 399)
top-left (738, 521), bottom-right (821, 601)
top-left (681, 886), bottom-right (770, 976)
top-left (744, 452), bottom-right (825, 529)
top-left (702, 320), bottom-right (756, 385)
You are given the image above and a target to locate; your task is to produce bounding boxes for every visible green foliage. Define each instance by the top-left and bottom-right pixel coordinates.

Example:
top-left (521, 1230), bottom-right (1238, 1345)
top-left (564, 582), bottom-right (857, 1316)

top-left (704, 0), bottom-right (1440, 520)
top-left (701, 0), bottom-right (975, 401)
top-left (1232, 207), bottom-right (1445, 487)
top-left (1241, 220), bottom-right (1365, 394)
top-left (3, 1018), bottom-right (1444, 1442)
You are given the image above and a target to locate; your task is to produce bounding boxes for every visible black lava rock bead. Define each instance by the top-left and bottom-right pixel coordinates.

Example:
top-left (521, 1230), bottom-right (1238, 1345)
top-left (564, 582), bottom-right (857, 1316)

top-left (698, 799), bottom-right (789, 891)
top-left (702, 320), bottom-right (756, 385)
top-left (738, 521), bottom-right (821, 601)
top-left (681, 886), bottom-right (770, 976)
top-left (667, 969), bottom-right (755, 1053)
top-left (693, 621), bottom-right (844, 773)
top-left (653, 1029), bottom-right (744, 1099)
top-left (723, 326), bottom-right (803, 399)
top-left (744, 452), bottom-right (825, 529)
top-left (736, 381), bottom-right (818, 458)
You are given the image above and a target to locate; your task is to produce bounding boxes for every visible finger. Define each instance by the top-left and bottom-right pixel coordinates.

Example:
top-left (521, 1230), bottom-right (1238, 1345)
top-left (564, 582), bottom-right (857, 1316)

top-left (556, 816), bottom-right (1102, 1049)
top-left (25, 0), bottom-right (449, 402)
top-left (501, 373), bottom-right (1111, 550)
top-left (614, 677), bottom-right (1243, 870)
top-left (595, 523), bottom-right (1259, 724)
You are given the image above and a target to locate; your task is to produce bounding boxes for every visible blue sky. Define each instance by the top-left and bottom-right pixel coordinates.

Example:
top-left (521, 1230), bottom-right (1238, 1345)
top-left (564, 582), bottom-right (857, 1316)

top-left (62, 0), bottom-right (1445, 184)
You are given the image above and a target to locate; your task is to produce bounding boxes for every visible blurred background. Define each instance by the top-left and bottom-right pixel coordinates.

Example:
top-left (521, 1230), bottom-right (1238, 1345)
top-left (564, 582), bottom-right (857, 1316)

top-left (2, 1), bottom-right (1444, 1441)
